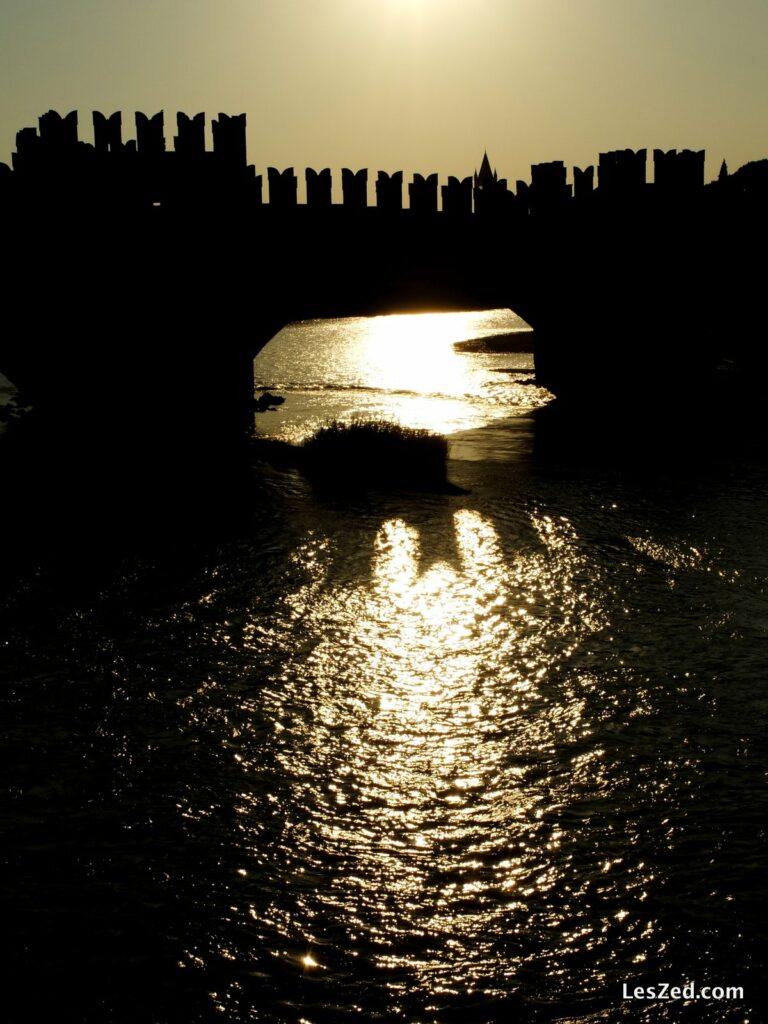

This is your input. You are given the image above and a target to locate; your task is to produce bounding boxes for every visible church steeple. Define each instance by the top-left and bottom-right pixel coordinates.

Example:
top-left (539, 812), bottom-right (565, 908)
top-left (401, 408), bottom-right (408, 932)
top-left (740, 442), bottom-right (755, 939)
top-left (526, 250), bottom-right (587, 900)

top-left (475, 150), bottom-right (497, 189)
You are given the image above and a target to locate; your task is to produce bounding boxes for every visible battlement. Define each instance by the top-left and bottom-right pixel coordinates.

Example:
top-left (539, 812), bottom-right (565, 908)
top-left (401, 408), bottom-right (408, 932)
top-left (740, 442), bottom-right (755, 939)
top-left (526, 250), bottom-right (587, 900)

top-left (653, 148), bottom-right (705, 192)
top-left (0, 110), bottom-right (745, 216)
top-left (13, 109), bottom-right (250, 165)
top-left (1, 112), bottom-right (764, 464)
top-left (598, 148), bottom-right (647, 193)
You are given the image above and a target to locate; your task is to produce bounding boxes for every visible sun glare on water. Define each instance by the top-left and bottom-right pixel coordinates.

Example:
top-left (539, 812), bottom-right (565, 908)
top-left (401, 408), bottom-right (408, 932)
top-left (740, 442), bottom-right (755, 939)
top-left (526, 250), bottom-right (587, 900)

top-left (253, 307), bottom-right (539, 445)
top-left (363, 311), bottom-right (480, 397)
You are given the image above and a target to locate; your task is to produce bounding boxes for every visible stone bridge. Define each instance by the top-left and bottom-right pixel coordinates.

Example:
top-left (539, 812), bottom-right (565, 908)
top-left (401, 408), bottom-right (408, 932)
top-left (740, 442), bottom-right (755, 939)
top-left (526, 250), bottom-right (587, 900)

top-left (1, 110), bottom-right (763, 466)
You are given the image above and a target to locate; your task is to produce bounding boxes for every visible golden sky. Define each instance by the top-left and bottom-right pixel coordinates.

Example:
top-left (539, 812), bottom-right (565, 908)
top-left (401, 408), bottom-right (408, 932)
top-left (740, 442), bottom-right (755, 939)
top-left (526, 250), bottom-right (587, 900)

top-left (1, 0), bottom-right (766, 187)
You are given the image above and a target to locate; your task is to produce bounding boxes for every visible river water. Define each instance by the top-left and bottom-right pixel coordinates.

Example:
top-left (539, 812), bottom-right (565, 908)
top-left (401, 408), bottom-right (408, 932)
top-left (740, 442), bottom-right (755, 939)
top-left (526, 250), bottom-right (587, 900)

top-left (251, 309), bottom-right (545, 456)
top-left (2, 312), bottom-right (766, 1023)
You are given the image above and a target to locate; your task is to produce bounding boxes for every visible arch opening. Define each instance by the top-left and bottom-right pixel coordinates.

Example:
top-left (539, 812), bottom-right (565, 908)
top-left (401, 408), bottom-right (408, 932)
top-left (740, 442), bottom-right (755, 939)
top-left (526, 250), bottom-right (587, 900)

top-left (250, 308), bottom-right (547, 451)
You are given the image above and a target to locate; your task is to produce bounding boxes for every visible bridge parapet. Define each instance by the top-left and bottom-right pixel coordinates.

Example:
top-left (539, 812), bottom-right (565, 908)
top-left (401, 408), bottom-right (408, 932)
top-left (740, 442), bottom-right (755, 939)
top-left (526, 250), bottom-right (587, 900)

top-left (5, 110), bottom-right (736, 219)
top-left (1, 109), bottom-right (766, 448)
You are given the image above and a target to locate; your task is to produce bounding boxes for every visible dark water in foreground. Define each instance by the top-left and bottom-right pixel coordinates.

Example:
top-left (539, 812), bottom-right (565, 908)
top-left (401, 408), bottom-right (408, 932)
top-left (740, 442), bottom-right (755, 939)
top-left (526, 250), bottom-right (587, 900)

top-left (2, 314), bottom-right (767, 1022)
top-left (2, 440), bottom-right (766, 1023)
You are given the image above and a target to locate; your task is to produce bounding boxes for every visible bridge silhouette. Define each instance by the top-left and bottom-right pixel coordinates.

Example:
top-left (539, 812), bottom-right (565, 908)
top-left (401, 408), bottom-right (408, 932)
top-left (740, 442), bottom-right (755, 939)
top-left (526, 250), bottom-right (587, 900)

top-left (1, 109), bottom-right (765, 469)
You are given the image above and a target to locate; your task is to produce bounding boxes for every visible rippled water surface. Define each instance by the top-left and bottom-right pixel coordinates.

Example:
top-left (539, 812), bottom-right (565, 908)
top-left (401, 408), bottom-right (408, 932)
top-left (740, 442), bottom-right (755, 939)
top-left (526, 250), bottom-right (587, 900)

top-left (2, 315), bottom-right (767, 1023)
top-left (253, 309), bottom-right (549, 449)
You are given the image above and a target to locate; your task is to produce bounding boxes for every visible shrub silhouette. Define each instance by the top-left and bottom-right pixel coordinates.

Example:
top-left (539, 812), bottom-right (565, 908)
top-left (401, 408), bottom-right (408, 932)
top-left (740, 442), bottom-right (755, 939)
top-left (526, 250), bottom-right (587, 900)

top-left (300, 418), bottom-right (449, 488)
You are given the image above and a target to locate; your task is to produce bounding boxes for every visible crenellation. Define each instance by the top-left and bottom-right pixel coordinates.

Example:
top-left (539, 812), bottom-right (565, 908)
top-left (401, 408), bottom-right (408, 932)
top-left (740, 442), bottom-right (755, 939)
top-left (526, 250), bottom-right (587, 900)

top-left (342, 168), bottom-right (368, 208)
top-left (39, 110), bottom-right (79, 149)
top-left (409, 172), bottom-right (438, 213)
top-left (598, 148), bottom-right (647, 194)
top-left (93, 112), bottom-right (123, 154)
top-left (376, 171), bottom-right (403, 211)
top-left (653, 148), bottom-right (705, 193)
top-left (529, 161), bottom-right (571, 216)
top-left (268, 167), bottom-right (298, 207)
top-left (306, 168), bottom-right (332, 207)
top-left (212, 113), bottom-right (247, 167)
top-left (174, 112), bottom-right (205, 156)
top-left (135, 112), bottom-right (165, 155)
top-left (3, 111), bottom-right (756, 220)
top-left (1, 111), bottom-right (766, 467)
top-left (441, 175), bottom-right (472, 215)
top-left (573, 165), bottom-right (594, 200)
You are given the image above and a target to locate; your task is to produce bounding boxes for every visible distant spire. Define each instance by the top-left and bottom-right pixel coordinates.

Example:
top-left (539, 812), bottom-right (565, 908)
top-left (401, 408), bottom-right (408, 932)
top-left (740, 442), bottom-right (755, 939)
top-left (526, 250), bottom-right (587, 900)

top-left (475, 150), bottom-right (496, 188)
top-left (718, 158), bottom-right (729, 181)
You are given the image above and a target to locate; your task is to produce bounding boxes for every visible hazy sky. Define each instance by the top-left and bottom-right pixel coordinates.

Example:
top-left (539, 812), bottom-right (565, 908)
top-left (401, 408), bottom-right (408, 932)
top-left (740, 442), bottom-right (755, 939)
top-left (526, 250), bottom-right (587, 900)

top-left (1, 0), bottom-right (766, 188)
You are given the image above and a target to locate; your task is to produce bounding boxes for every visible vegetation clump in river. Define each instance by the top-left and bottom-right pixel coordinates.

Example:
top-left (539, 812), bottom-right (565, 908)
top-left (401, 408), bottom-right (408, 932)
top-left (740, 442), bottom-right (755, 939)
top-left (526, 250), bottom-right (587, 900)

top-left (252, 417), bottom-right (462, 492)
top-left (301, 418), bottom-right (454, 490)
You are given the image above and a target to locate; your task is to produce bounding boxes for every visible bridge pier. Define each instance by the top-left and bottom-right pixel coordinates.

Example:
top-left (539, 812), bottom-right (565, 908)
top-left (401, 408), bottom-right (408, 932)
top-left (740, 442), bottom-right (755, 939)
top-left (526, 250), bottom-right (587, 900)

top-left (2, 162), bottom-right (762, 485)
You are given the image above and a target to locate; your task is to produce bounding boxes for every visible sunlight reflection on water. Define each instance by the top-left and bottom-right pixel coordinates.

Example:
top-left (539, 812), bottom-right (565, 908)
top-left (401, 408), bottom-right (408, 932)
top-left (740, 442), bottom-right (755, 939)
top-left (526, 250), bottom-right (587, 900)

top-left (129, 314), bottom-right (764, 1019)
top-left (6, 417), bottom-right (766, 1021)
top-left (184, 503), bottom-right (643, 1013)
top-left (253, 309), bottom-right (550, 445)
top-left (3, 279), bottom-right (766, 1023)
